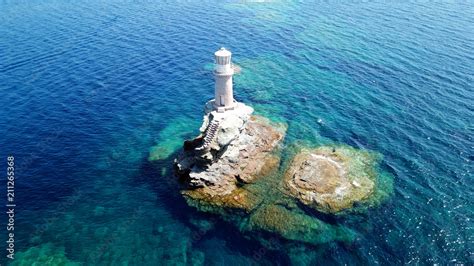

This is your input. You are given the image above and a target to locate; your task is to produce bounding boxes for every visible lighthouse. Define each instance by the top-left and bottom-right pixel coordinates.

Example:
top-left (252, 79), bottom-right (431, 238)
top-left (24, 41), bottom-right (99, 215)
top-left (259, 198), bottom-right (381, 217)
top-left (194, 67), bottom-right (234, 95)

top-left (213, 47), bottom-right (236, 112)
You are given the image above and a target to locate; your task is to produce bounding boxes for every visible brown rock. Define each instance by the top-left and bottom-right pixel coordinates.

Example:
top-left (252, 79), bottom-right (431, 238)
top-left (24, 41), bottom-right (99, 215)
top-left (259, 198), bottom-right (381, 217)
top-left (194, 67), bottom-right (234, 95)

top-left (182, 187), bottom-right (260, 213)
top-left (284, 146), bottom-right (377, 214)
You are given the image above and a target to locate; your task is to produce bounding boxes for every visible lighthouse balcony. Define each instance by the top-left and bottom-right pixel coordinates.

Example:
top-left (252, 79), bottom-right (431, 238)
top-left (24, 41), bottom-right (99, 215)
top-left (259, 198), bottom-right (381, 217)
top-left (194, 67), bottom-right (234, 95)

top-left (205, 99), bottom-right (238, 113)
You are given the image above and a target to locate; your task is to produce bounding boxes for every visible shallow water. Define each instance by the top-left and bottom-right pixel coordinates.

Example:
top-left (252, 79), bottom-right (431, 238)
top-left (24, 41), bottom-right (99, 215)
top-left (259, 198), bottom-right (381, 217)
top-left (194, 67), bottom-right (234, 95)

top-left (0, 1), bottom-right (473, 265)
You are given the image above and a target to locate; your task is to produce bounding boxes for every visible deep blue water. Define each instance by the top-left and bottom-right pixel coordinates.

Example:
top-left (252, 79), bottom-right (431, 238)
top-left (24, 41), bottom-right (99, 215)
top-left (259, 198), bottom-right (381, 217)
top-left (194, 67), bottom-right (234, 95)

top-left (1, 1), bottom-right (473, 265)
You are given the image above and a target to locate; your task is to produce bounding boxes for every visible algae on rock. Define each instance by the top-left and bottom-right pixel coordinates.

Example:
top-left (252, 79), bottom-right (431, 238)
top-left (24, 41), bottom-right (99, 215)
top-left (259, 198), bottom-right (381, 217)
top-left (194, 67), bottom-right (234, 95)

top-left (244, 204), bottom-right (356, 245)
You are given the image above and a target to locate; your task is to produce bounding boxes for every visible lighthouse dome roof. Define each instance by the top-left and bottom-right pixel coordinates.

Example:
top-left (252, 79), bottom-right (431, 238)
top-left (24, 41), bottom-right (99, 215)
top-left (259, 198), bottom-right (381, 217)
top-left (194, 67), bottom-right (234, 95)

top-left (215, 47), bottom-right (231, 57)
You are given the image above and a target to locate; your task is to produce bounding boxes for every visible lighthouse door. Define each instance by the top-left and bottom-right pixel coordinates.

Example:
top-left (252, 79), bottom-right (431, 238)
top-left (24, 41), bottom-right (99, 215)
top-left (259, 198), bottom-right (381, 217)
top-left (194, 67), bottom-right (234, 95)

top-left (219, 95), bottom-right (225, 106)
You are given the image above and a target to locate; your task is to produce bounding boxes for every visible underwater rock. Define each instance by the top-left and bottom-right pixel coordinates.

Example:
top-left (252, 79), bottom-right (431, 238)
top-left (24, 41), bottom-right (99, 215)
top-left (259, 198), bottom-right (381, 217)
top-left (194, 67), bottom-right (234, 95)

top-left (284, 145), bottom-right (391, 214)
top-left (175, 101), bottom-right (286, 211)
top-left (245, 204), bottom-right (355, 245)
top-left (190, 250), bottom-right (205, 266)
top-left (11, 243), bottom-right (81, 266)
top-left (148, 116), bottom-right (201, 161)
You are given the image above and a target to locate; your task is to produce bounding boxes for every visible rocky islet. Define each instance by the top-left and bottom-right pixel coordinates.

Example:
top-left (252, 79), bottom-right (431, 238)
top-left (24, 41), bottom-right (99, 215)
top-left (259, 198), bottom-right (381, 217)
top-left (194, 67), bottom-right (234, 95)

top-left (161, 100), bottom-right (393, 246)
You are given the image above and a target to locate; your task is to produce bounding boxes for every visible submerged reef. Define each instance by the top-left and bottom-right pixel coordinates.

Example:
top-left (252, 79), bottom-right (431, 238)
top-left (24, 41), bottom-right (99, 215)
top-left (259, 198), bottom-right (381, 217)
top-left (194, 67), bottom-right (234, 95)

top-left (148, 116), bottom-right (200, 161)
top-left (149, 101), bottom-right (393, 247)
top-left (11, 243), bottom-right (81, 266)
top-left (243, 203), bottom-right (355, 245)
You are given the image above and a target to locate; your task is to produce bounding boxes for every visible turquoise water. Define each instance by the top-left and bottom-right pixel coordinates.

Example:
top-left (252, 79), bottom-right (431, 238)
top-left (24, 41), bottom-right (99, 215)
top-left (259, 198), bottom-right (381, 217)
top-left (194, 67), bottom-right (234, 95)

top-left (1, 1), bottom-right (473, 265)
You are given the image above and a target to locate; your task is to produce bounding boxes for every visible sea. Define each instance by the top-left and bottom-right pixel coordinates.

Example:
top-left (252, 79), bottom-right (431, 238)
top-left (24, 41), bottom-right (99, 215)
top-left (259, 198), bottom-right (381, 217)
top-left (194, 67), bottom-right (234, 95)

top-left (0, 1), bottom-right (472, 265)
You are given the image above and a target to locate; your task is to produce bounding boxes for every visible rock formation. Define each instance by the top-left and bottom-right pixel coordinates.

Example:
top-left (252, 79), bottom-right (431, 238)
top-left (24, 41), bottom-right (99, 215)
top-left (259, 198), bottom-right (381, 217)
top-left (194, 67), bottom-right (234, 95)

top-left (174, 101), bottom-right (286, 212)
top-left (284, 145), bottom-right (391, 214)
top-left (168, 102), bottom-right (393, 246)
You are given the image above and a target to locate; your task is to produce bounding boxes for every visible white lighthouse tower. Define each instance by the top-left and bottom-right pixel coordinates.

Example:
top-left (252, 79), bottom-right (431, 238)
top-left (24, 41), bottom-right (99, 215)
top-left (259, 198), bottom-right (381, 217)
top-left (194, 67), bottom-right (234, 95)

top-left (213, 47), bottom-right (236, 112)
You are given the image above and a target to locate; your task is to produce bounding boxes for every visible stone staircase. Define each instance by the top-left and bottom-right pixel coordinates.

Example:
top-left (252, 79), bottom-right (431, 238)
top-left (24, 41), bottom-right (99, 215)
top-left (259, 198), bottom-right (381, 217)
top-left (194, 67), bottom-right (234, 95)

top-left (196, 120), bottom-right (220, 151)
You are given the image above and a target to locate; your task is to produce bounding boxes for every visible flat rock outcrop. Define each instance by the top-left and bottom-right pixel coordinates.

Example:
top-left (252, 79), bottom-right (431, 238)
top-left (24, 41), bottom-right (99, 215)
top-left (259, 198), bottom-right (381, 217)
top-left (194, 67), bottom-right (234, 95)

top-left (284, 146), bottom-right (388, 214)
top-left (175, 101), bottom-right (286, 212)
